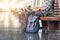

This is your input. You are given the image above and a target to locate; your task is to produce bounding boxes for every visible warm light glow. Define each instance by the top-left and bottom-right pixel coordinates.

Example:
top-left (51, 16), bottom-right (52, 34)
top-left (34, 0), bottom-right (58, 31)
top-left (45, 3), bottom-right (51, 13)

top-left (0, 0), bottom-right (34, 28)
top-left (4, 11), bottom-right (9, 27)
top-left (0, 0), bottom-right (34, 9)
top-left (0, 0), bottom-right (21, 28)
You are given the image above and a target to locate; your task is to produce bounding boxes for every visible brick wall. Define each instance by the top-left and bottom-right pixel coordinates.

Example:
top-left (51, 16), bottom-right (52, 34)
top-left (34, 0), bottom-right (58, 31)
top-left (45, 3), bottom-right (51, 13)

top-left (54, 0), bottom-right (60, 15)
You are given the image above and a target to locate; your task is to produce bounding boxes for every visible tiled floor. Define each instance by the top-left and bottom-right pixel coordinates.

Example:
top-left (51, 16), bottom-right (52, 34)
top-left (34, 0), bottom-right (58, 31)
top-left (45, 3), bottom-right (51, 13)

top-left (0, 29), bottom-right (60, 40)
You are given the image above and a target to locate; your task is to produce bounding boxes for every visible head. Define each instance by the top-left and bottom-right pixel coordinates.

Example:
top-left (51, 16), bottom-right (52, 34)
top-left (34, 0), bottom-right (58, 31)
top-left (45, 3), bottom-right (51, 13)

top-left (21, 8), bottom-right (24, 11)
top-left (28, 5), bottom-right (31, 9)
top-left (19, 8), bottom-right (23, 12)
top-left (15, 8), bottom-right (17, 11)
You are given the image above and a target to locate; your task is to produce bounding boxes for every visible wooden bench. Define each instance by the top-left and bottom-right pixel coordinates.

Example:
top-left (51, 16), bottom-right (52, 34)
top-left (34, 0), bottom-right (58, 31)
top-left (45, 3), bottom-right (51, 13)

top-left (40, 16), bottom-right (60, 32)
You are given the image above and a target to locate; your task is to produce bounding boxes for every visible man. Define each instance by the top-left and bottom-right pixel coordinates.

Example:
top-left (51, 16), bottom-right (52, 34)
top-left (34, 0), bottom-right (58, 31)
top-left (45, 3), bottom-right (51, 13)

top-left (26, 5), bottom-right (32, 12)
top-left (25, 5), bottom-right (33, 17)
top-left (25, 0), bottom-right (54, 32)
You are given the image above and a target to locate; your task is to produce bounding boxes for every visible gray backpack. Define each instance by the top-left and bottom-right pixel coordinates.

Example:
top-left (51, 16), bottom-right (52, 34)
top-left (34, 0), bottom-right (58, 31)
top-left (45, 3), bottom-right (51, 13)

top-left (26, 15), bottom-right (40, 32)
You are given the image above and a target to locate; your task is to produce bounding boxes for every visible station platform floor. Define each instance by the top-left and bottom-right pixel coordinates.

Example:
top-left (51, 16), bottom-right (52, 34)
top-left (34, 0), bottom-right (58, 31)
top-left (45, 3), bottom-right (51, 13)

top-left (0, 29), bottom-right (60, 40)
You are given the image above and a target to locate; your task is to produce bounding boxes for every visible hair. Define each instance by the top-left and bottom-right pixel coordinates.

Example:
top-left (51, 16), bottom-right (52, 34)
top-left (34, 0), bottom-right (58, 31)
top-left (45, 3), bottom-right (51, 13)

top-left (28, 5), bottom-right (31, 9)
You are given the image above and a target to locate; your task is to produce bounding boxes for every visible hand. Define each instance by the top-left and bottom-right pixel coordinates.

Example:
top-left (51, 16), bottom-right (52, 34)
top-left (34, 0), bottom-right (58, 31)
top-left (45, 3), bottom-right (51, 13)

top-left (37, 7), bottom-right (43, 11)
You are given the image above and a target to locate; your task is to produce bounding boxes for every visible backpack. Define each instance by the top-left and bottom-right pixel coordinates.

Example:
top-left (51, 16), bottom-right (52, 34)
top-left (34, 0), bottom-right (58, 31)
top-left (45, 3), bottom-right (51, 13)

top-left (25, 15), bottom-right (40, 33)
